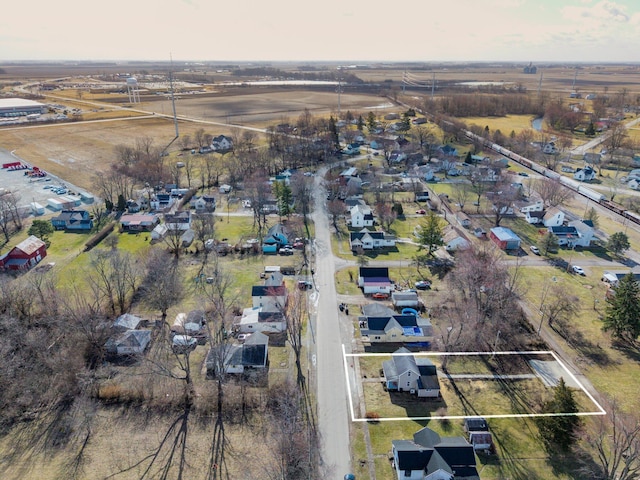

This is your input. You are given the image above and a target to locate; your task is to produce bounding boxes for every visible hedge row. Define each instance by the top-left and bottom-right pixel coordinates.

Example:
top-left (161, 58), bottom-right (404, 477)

top-left (84, 221), bottom-right (116, 251)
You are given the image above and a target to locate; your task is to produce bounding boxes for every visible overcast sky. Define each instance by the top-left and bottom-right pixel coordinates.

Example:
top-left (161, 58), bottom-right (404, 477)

top-left (2, 0), bottom-right (640, 63)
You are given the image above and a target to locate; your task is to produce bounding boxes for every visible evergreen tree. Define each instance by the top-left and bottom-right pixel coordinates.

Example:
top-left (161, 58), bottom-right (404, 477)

top-left (417, 211), bottom-right (444, 256)
top-left (585, 207), bottom-right (599, 229)
top-left (357, 115), bottom-right (365, 131)
top-left (392, 203), bottom-right (404, 217)
top-left (536, 378), bottom-right (581, 452)
top-left (116, 194), bottom-right (127, 212)
top-left (328, 116), bottom-right (340, 151)
top-left (274, 181), bottom-right (293, 218)
top-left (465, 151), bottom-right (472, 164)
top-left (606, 231), bottom-right (630, 257)
top-left (28, 219), bottom-right (55, 247)
top-left (602, 273), bottom-right (640, 343)
top-left (541, 232), bottom-right (559, 255)
top-left (366, 111), bottom-right (377, 132)
top-left (585, 121), bottom-right (596, 136)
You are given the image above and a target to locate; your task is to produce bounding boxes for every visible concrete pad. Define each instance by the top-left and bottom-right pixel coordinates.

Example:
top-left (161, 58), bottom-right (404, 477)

top-left (529, 359), bottom-right (581, 389)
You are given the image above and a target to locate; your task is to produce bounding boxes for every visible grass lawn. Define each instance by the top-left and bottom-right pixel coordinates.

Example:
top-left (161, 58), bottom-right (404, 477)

top-left (335, 267), bottom-right (362, 295)
top-left (462, 115), bottom-right (538, 136)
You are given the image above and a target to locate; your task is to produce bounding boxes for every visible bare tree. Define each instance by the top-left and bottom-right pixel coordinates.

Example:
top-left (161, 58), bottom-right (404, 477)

top-left (290, 172), bottom-right (313, 239)
top-left (0, 190), bottom-right (22, 242)
top-left (286, 287), bottom-right (307, 388)
top-left (450, 182), bottom-right (471, 212)
top-left (579, 397), bottom-right (640, 480)
top-left (141, 250), bottom-right (185, 326)
top-left (535, 176), bottom-right (575, 208)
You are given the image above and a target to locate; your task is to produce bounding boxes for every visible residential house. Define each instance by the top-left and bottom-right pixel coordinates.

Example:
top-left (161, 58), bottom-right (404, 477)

top-left (262, 223), bottom-right (289, 254)
top-left (568, 219), bottom-right (596, 247)
top-left (0, 235), bottom-right (47, 271)
top-left (261, 199), bottom-right (279, 215)
top-left (391, 427), bottom-right (479, 480)
top-left (219, 184), bottom-right (232, 194)
top-left (120, 213), bottom-right (160, 232)
top-left (520, 200), bottom-right (544, 213)
top-left (105, 330), bottom-right (152, 356)
top-left (628, 178), bottom-right (640, 190)
top-left (382, 347), bottom-right (440, 397)
top-left (149, 193), bottom-right (176, 211)
top-left (439, 145), bottom-right (458, 157)
top-left (542, 142), bottom-right (558, 154)
top-left (542, 207), bottom-right (565, 227)
top-left (489, 227), bottom-right (521, 250)
top-left (251, 285), bottom-right (288, 310)
top-left (51, 209), bottom-right (93, 232)
top-left (523, 210), bottom-right (545, 224)
top-left (415, 191), bottom-right (430, 202)
top-left (358, 267), bottom-right (392, 294)
top-left (191, 195), bottom-right (217, 213)
top-left (126, 199), bottom-right (142, 213)
top-left (210, 134), bottom-right (233, 152)
top-left (349, 228), bottom-right (396, 251)
top-left (164, 211), bottom-right (191, 231)
top-left (548, 225), bottom-right (582, 247)
top-left (390, 150), bottom-right (407, 163)
top-left (360, 309), bottom-right (432, 345)
top-left (369, 140), bottom-right (382, 150)
top-left (207, 331), bottom-right (269, 375)
top-left (574, 166), bottom-right (596, 182)
top-left (340, 166), bottom-right (359, 178)
top-left (350, 204), bottom-right (374, 228)
top-left (235, 305), bottom-right (286, 334)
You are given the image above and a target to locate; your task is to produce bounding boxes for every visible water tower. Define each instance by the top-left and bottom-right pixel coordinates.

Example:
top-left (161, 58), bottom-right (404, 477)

top-left (126, 77), bottom-right (140, 103)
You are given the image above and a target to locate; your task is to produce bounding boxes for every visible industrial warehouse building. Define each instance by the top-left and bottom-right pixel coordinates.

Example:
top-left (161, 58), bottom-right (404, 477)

top-left (0, 98), bottom-right (46, 117)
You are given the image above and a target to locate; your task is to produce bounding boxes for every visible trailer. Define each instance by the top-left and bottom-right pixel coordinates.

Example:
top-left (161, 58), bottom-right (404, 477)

top-left (30, 202), bottom-right (45, 215)
top-left (79, 192), bottom-right (95, 204)
top-left (2, 161), bottom-right (21, 169)
top-left (47, 198), bottom-right (64, 211)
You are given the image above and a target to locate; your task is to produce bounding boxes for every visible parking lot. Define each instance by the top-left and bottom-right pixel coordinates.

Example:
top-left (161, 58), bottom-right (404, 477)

top-left (0, 147), bottom-right (93, 217)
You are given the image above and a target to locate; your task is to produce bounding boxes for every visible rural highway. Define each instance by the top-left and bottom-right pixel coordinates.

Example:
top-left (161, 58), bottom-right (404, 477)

top-left (311, 167), bottom-right (352, 478)
top-left (570, 115), bottom-right (640, 155)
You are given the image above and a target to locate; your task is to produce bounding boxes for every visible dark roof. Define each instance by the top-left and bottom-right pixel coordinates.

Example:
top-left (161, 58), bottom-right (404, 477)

top-left (392, 440), bottom-right (437, 471)
top-left (417, 375), bottom-right (440, 390)
top-left (252, 285), bottom-right (287, 297)
top-left (258, 311), bottom-right (285, 323)
top-left (550, 226), bottom-right (579, 236)
top-left (241, 331), bottom-right (269, 366)
top-left (359, 267), bottom-right (389, 278)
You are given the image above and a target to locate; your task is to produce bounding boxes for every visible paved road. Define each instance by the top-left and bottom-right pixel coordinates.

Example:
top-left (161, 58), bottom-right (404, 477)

top-left (571, 115), bottom-right (640, 155)
top-left (311, 167), bottom-right (352, 478)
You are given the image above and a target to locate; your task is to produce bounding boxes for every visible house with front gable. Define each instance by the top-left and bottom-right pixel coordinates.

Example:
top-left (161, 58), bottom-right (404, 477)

top-left (51, 209), bottom-right (93, 232)
top-left (520, 200), bottom-right (544, 213)
top-left (251, 285), bottom-right (287, 310)
top-left (549, 225), bottom-right (582, 247)
top-left (350, 204), bottom-right (374, 228)
top-left (574, 166), bottom-right (596, 182)
top-left (350, 228), bottom-right (396, 251)
top-left (191, 194), bottom-right (217, 213)
top-left (210, 134), bottom-right (233, 152)
top-left (358, 267), bottom-right (393, 294)
top-left (164, 210), bottom-right (192, 231)
top-left (391, 427), bottom-right (479, 480)
top-left (438, 145), bottom-right (458, 157)
top-left (360, 306), bottom-right (432, 345)
top-left (236, 305), bottom-right (286, 334)
top-left (568, 219), bottom-right (595, 246)
top-left (382, 347), bottom-right (440, 397)
top-left (542, 207), bottom-right (564, 227)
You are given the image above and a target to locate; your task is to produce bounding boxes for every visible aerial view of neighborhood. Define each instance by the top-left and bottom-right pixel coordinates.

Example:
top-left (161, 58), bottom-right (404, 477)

top-left (2, 2), bottom-right (640, 480)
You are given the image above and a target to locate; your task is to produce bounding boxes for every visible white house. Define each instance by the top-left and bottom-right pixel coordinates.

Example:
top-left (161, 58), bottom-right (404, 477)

top-left (443, 228), bottom-right (470, 252)
top-left (628, 178), bottom-right (640, 190)
top-left (164, 211), bottom-right (191, 231)
top-left (383, 347), bottom-right (440, 397)
top-left (151, 223), bottom-right (168, 241)
top-left (543, 207), bottom-right (565, 227)
top-left (350, 228), bottom-right (396, 251)
top-left (251, 284), bottom-right (288, 310)
top-left (211, 135), bottom-right (233, 152)
top-left (236, 305), bottom-right (286, 334)
top-left (357, 267), bottom-right (392, 294)
top-left (350, 204), bottom-right (374, 228)
top-left (574, 166), bottom-right (596, 181)
top-left (192, 195), bottom-right (217, 212)
top-left (568, 219), bottom-right (596, 246)
top-left (520, 200), bottom-right (544, 213)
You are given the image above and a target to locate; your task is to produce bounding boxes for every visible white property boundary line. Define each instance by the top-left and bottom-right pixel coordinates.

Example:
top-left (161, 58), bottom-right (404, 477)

top-left (341, 345), bottom-right (606, 422)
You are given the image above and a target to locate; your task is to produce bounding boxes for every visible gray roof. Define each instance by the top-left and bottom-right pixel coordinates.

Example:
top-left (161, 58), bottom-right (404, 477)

top-left (113, 313), bottom-right (142, 330)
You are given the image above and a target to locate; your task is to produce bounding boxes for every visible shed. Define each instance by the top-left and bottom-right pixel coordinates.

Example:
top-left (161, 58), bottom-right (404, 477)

top-left (391, 291), bottom-right (420, 308)
top-left (30, 202), bottom-right (45, 215)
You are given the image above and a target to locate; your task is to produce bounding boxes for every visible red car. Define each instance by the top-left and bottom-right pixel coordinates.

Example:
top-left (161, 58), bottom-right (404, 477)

top-left (372, 292), bottom-right (389, 300)
top-left (416, 209), bottom-right (426, 214)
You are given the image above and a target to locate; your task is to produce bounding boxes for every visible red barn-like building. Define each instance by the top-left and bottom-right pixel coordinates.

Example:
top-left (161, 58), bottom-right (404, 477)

top-left (0, 235), bottom-right (47, 271)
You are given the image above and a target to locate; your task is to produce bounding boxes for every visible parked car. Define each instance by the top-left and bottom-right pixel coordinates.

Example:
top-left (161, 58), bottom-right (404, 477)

top-left (530, 245), bottom-right (540, 255)
top-left (415, 280), bottom-right (431, 290)
top-left (297, 280), bottom-right (313, 290)
top-left (572, 265), bottom-right (585, 276)
top-left (372, 292), bottom-right (389, 300)
top-left (518, 172), bottom-right (529, 177)
top-left (279, 247), bottom-right (294, 255)
top-left (416, 209), bottom-right (426, 215)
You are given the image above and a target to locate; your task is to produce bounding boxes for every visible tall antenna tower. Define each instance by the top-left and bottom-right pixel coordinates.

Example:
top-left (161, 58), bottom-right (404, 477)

top-left (126, 77), bottom-right (140, 103)
top-left (537, 71), bottom-right (543, 97)
top-left (572, 67), bottom-right (578, 92)
top-left (336, 77), bottom-right (343, 117)
top-left (431, 72), bottom-right (436, 100)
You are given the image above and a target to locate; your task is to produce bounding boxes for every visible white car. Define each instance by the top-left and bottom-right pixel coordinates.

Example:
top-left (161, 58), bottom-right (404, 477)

top-left (529, 245), bottom-right (540, 255)
top-left (572, 265), bottom-right (585, 276)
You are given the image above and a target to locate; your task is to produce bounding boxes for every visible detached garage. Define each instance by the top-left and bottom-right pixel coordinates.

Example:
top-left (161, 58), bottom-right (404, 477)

top-left (489, 227), bottom-right (521, 251)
